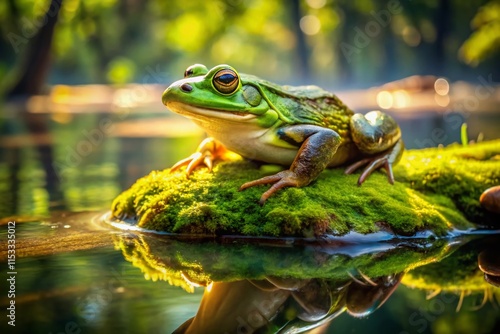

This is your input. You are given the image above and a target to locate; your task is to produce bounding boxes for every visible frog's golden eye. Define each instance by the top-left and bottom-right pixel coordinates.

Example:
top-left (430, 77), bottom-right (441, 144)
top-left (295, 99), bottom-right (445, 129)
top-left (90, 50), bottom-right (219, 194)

top-left (213, 69), bottom-right (239, 94)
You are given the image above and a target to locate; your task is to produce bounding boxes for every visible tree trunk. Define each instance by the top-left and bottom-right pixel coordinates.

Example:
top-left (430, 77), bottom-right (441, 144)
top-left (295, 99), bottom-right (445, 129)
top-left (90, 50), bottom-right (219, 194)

top-left (290, 0), bottom-right (311, 82)
top-left (433, 0), bottom-right (450, 76)
top-left (6, 0), bottom-right (63, 98)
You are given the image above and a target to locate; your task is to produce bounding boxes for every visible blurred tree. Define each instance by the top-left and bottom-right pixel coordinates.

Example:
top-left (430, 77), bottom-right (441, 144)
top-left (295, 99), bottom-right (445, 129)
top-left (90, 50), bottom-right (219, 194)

top-left (1, 0), bottom-right (499, 87)
top-left (0, 0), bottom-right (64, 216)
top-left (290, 0), bottom-right (311, 81)
top-left (2, 0), bottom-right (62, 98)
top-left (434, 0), bottom-right (450, 76)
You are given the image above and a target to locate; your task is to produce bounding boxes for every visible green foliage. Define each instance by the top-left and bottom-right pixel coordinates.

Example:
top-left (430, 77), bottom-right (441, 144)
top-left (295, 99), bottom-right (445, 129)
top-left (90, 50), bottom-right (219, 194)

top-left (111, 140), bottom-right (500, 238)
top-left (106, 57), bottom-right (136, 84)
top-left (2, 0), bottom-right (498, 85)
top-left (460, 0), bottom-right (500, 65)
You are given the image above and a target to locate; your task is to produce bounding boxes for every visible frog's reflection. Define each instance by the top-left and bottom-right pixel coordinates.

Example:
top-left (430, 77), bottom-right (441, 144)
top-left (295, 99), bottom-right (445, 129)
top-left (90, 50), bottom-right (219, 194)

top-left (113, 233), bottom-right (500, 334)
top-left (174, 273), bottom-right (403, 333)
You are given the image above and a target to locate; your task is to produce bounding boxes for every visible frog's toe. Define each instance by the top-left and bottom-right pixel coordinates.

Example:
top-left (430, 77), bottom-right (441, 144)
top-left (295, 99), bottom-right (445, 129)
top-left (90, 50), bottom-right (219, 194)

top-left (170, 152), bottom-right (213, 177)
top-left (170, 156), bottom-right (196, 173)
top-left (344, 157), bottom-right (371, 175)
top-left (170, 137), bottom-right (229, 176)
top-left (384, 163), bottom-right (395, 184)
top-left (358, 158), bottom-right (394, 186)
top-left (259, 179), bottom-right (299, 205)
top-left (203, 155), bottom-right (213, 172)
top-left (239, 170), bottom-right (301, 205)
top-left (185, 152), bottom-right (206, 175)
top-left (345, 156), bottom-right (395, 186)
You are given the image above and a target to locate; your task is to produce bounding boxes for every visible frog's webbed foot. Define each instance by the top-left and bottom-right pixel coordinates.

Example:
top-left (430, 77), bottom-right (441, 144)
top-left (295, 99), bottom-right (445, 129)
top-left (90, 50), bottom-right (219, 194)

top-left (239, 170), bottom-right (302, 205)
top-left (345, 139), bottom-right (404, 186)
top-left (170, 137), bottom-right (230, 177)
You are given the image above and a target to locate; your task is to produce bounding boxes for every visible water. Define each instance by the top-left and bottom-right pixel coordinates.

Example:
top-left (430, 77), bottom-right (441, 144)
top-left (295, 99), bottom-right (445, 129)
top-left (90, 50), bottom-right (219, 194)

top-left (1, 104), bottom-right (500, 333)
top-left (1, 213), bottom-right (204, 333)
top-left (1, 212), bottom-right (499, 333)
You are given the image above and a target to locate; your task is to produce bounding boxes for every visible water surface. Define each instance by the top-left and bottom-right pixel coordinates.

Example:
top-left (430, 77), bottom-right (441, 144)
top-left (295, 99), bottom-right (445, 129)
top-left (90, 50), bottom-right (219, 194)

top-left (1, 105), bottom-right (500, 333)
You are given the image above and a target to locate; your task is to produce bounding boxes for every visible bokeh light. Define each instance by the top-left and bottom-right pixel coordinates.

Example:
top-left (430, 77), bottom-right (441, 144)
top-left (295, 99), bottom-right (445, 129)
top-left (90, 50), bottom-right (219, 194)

top-left (306, 0), bottom-right (326, 9)
top-left (434, 78), bottom-right (450, 96)
top-left (300, 15), bottom-right (321, 36)
top-left (402, 26), bottom-right (421, 47)
top-left (376, 91), bottom-right (393, 109)
top-left (392, 90), bottom-right (410, 108)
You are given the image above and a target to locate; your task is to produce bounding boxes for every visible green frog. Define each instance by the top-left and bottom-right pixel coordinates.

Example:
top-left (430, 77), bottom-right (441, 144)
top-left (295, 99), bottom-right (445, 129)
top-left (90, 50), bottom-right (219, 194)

top-left (162, 64), bottom-right (404, 204)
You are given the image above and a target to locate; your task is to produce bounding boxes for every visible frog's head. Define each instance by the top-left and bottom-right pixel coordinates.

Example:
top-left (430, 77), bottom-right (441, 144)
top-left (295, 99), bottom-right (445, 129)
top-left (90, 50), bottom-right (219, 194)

top-left (162, 64), bottom-right (278, 127)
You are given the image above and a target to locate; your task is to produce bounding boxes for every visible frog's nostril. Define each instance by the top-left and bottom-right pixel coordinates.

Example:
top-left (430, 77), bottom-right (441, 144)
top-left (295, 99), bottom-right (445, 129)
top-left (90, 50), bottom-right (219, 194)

top-left (181, 83), bottom-right (193, 92)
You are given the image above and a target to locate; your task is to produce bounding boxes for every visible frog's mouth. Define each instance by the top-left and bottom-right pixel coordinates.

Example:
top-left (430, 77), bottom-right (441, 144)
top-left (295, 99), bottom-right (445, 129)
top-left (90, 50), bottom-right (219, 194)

top-left (166, 102), bottom-right (257, 122)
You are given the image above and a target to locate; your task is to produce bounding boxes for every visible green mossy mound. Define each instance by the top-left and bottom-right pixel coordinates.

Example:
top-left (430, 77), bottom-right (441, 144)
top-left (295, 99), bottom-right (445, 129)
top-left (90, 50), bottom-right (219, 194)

top-left (112, 140), bottom-right (500, 237)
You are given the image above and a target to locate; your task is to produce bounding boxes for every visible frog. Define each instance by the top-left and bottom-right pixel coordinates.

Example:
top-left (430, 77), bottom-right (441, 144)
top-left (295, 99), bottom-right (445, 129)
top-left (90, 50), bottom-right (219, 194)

top-left (162, 64), bottom-right (404, 204)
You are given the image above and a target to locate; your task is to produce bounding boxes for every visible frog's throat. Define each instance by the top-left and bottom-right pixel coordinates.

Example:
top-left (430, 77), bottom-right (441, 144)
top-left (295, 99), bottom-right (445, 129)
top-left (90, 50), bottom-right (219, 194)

top-left (166, 101), bottom-right (257, 123)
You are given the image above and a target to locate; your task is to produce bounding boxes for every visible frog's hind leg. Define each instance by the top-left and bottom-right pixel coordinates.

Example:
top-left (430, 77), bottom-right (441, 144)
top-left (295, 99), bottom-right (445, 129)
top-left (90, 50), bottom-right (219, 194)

top-left (345, 111), bottom-right (404, 185)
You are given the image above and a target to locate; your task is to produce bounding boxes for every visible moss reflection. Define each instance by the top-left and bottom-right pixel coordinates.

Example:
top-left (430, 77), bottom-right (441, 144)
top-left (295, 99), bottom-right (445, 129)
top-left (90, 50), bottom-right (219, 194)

top-left (112, 231), bottom-right (492, 333)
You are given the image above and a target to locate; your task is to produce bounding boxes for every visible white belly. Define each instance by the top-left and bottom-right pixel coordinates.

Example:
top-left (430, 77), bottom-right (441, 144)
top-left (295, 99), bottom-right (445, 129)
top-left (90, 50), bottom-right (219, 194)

top-left (193, 119), bottom-right (298, 165)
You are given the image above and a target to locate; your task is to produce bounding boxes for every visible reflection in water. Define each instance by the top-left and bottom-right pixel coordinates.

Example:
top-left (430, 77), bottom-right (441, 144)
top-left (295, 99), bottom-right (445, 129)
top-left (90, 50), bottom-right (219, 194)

top-left (112, 232), bottom-right (500, 333)
top-left (173, 273), bottom-right (403, 333)
top-left (402, 235), bottom-right (500, 313)
top-left (479, 248), bottom-right (500, 288)
top-left (0, 109), bottom-right (203, 216)
top-left (0, 213), bottom-right (499, 333)
top-left (0, 111), bottom-right (57, 217)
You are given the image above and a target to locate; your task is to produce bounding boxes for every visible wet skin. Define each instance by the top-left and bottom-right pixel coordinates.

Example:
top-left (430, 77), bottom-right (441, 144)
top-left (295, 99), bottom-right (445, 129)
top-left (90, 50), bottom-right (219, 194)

top-left (162, 64), bottom-right (404, 204)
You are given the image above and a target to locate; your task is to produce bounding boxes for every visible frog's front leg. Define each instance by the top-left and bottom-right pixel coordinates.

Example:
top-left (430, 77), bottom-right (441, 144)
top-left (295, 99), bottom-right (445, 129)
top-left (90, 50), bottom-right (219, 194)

top-left (170, 137), bottom-right (231, 176)
top-left (239, 125), bottom-right (341, 204)
top-left (345, 110), bottom-right (404, 185)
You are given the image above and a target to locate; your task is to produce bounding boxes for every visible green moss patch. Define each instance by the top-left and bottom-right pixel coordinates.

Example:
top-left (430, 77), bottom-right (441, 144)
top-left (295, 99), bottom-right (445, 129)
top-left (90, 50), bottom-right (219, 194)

top-left (112, 140), bottom-right (500, 237)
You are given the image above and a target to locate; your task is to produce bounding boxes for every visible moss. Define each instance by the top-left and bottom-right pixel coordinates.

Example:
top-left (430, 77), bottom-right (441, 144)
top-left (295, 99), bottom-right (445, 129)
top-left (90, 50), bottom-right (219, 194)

top-left (113, 233), bottom-right (458, 292)
top-left (111, 140), bottom-right (500, 237)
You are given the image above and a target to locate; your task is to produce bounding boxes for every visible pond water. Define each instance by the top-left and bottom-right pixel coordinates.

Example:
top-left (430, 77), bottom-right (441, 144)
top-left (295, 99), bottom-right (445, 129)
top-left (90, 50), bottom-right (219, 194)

top-left (1, 103), bottom-right (500, 333)
top-left (1, 212), bottom-right (499, 334)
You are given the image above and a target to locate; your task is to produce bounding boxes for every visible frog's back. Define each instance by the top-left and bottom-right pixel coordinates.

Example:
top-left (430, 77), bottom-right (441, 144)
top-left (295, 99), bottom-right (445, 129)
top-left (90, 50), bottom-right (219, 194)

top-left (245, 75), bottom-right (353, 138)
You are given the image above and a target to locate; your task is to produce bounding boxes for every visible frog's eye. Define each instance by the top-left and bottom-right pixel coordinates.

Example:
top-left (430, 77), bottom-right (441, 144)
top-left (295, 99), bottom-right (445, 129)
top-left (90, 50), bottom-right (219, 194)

top-left (213, 69), bottom-right (239, 94)
top-left (184, 68), bottom-right (194, 78)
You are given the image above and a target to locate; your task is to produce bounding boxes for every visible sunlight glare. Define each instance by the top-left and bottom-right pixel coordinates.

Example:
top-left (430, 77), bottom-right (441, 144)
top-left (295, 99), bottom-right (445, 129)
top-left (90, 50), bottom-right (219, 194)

top-left (392, 90), bottom-right (410, 108)
top-left (376, 91), bottom-right (393, 109)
